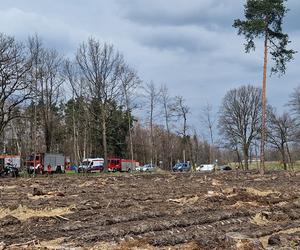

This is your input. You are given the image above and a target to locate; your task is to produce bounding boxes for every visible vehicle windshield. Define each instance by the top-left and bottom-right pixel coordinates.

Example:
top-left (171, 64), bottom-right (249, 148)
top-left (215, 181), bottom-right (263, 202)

top-left (82, 161), bottom-right (90, 166)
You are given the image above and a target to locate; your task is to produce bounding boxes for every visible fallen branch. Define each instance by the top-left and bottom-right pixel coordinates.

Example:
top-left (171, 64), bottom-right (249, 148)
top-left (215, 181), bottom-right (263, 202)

top-left (54, 215), bottom-right (70, 221)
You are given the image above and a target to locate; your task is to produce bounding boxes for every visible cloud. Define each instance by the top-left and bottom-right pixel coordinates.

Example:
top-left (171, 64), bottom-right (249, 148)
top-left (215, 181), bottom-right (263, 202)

top-left (117, 0), bottom-right (242, 29)
top-left (136, 26), bottom-right (218, 53)
top-left (0, 7), bottom-right (89, 54)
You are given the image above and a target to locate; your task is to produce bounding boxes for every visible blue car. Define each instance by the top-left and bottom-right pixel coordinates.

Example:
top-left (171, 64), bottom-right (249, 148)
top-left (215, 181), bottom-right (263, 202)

top-left (172, 162), bottom-right (191, 172)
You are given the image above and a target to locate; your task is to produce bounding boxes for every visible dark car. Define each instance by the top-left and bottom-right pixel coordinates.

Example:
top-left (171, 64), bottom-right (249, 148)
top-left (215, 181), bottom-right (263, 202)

top-left (172, 162), bottom-right (191, 172)
top-left (219, 165), bottom-right (232, 171)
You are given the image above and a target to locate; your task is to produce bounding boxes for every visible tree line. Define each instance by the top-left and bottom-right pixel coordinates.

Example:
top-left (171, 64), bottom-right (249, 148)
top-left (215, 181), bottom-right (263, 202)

top-left (0, 32), bottom-right (299, 171)
top-left (0, 33), bottom-right (218, 170)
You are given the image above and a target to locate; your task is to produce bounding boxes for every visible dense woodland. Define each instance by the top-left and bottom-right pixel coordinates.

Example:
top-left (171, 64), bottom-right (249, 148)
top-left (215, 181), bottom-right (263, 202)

top-left (0, 32), bottom-right (299, 170)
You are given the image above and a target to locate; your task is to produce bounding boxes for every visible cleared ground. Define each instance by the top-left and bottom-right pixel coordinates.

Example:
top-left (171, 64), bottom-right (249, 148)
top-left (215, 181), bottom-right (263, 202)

top-left (0, 171), bottom-right (299, 249)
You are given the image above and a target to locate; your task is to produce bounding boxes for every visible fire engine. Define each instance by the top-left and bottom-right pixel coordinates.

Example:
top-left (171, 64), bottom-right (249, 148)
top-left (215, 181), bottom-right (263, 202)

top-left (107, 158), bottom-right (138, 172)
top-left (26, 153), bottom-right (65, 174)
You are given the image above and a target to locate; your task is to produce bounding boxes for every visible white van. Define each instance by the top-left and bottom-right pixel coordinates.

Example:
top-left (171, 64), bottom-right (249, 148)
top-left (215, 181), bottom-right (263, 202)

top-left (78, 158), bottom-right (104, 173)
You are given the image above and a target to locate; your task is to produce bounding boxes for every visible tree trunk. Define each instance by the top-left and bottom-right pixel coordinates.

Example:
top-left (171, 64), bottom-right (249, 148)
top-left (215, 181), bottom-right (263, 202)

top-left (101, 105), bottom-right (108, 171)
top-left (286, 143), bottom-right (293, 170)
top-left (243, 144), bottom-right (249, 170)
top-left (164, 102), bottom-right (172, 170)
top-left (209, 124), bottom-right (214, 164)
top-left (128, 113), bottom-right (134, 168)
top-left (72, 97), bottom-right (78, 165)
top-left (235, 147), bottom-right (242, 170)
top-left (45, 125), bottom-right (52, 152)
top-left (280, 146), bottom-right (287, 170)
top-left (150, 104), bottom-right (154, 165)
top-left (260, 30), bottom-right (268, 175)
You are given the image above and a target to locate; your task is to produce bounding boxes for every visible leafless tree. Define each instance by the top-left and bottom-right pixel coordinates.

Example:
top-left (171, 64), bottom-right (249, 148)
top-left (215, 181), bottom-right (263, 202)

top-left (0, 33), bottom-right (32, 146)
top-left (159, 84), bottom-right (175, 168)
top-left (75, 38), bottom-right (124, 169)
top-left (143, 82), bottom-right (159, 165)
top-left (172, 96), bottom-right (190, 162)
top-left (201, 103), bottom-right (215, 163)
top-left (28, 36), bottom-right (64, 152)
top-left (119, 65), bottom-right (140, 167)
top-left (267, 107), bottom-right (296, 170)
top-left (64, 59), bottom-right (88, 163)
top-left (219, 85), bottom-right (262, 170)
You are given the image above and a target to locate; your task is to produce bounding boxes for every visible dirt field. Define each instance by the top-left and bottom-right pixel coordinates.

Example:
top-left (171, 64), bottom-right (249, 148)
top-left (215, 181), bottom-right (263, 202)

top-left (0, 171), bottom-right (299, 249)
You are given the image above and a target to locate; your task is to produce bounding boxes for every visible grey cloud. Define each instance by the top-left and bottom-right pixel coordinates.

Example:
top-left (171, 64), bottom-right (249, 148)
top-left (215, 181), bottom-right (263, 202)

top-left (117, 0), bottom-right (242, 29)
top-left (138, 28), bottom-right (216, 53)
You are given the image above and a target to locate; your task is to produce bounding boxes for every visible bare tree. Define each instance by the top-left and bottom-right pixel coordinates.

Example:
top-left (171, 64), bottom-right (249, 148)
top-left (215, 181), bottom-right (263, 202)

top-left (28, 36), bottom-right (64, 152)
top-left (75, 38), bottom-right (124, 169)
top-left (143, 82), bottom-right (159, 165)
top-left (64, 59), bottom-right (88, 163)
top-left (219, 85), bottom-right (262, 170)
top-left (119, 65), bottom-right (140, 167)
top-left (159, 85), bottom-right (175, 168)
top-left (0, 33), bottom-right (32, 144)
top-left (267, 107), bottom-right (296, 170)
top-left (172, 96), bottom-right (190, 162)
top-left (201, 103), bottom-right (215, 163)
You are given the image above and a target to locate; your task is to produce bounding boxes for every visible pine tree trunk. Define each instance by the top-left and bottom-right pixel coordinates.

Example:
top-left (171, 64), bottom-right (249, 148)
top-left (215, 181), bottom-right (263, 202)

top-left (260, 31), bottom-right (268, 175)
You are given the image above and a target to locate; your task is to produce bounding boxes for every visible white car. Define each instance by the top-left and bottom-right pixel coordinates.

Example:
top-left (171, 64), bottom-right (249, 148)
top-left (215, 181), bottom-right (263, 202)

top-left (135, 166), bottom-right (143, 172)
top-left (197, 164), bottom-right (215, 172)
top-left (141, 164), bottom-right (156, 172)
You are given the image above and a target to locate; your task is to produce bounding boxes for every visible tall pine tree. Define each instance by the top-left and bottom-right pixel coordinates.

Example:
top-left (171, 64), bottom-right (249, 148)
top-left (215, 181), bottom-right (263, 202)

top-left (233, 0), bottom-right (296, 173)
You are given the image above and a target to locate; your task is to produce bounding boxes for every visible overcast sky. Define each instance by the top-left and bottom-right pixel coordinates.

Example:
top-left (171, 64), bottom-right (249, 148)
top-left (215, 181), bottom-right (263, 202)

top-left (0, 0), bottom-right (299, 133)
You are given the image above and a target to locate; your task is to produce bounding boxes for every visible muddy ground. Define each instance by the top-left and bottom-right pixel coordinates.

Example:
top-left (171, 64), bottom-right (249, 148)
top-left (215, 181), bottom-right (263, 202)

top-left (0, 171), bottom-right (299, 250)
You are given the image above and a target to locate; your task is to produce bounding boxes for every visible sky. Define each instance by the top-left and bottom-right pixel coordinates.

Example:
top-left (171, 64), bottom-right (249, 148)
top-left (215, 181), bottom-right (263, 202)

top-left (0, 0), bottom-right (299, 135)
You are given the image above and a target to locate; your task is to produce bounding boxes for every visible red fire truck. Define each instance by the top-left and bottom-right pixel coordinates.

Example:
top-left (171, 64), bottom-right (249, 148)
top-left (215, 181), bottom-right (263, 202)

top-left (26, 153), bottom-right (66, 174)
top-left (107, 158), bottom-right (138, 172)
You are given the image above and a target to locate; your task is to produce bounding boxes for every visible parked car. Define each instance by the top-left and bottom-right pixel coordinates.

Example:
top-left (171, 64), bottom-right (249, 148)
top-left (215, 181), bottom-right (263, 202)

top-left (135, 166), bottom-right (142, 172)
top-left (219, 165), bottom-right (232, 171)
top-left (196, 164), bottom-right (215, 172)
top-left (172, 162), bottom-right (191, 172)
top-left (141, 164), bottom-right (156, 172)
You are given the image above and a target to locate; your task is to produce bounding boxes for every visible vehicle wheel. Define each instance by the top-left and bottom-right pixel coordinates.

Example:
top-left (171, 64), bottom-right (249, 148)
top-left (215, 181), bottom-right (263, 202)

top-left (56, 166), bottom-right (62, 174)
top-left (10, 169), bottom-right (18, 178)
